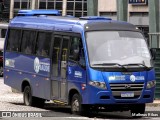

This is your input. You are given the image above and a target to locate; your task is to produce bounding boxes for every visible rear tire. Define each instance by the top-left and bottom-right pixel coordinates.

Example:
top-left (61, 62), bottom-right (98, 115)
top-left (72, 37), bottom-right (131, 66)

top-left (130, 104), bottom-right (145, 118)
top-left (23, 86), bottom-right (32, 106)
top-left (23, 86), bottom-right (45, 108)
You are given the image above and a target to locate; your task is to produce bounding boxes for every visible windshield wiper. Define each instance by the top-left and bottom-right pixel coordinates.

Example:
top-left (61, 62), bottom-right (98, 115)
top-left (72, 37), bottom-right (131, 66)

top-left (122, 63), bottom-right (151, 70)
top-left (92, 63), bottom-right (127, 70)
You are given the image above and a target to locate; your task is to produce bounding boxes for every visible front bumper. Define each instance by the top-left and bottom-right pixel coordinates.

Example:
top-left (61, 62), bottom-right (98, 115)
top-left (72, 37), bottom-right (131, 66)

top-left (83, 88), bottom-right (155, 105)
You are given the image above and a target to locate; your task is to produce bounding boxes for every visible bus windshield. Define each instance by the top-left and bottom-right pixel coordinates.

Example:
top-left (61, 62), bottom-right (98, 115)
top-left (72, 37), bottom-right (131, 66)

top-left (86, 31), bottom-right (152, 68)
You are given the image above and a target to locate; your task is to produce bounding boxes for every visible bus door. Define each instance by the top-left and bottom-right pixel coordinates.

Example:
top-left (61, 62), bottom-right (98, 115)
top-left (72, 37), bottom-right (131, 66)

top-left (67, 36), bottom-right (87, 90)
top-left (60, 36), bottom-right (70, 100)
top-left (51, 35), bottom-right (69, 101)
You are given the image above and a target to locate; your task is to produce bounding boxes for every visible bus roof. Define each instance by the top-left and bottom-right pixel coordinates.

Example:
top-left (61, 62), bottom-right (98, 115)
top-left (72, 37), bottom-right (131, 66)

top-left (9, 15), bottom-right (138, 33)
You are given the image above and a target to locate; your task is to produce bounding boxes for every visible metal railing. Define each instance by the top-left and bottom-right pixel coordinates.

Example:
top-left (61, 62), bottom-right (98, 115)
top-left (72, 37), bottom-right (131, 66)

top-left (148, 33), bottom-right (160, 48)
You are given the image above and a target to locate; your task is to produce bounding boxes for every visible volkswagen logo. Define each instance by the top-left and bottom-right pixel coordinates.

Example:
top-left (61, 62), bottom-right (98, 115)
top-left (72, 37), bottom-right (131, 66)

top-left (125, 84), bottom-right (131, 89)
top-left (130, 75), bottom-right (136, 82)
top-left (34, 57), bottom-right (40, 73)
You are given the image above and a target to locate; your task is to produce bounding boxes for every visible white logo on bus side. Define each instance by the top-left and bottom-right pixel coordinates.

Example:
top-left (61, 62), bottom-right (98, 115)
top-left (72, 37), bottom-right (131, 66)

top-left (34, 57), bottom-right (40, 73)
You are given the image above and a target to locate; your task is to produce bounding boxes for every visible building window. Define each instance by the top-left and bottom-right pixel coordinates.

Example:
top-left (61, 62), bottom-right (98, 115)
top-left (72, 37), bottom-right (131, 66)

top-left (130, 12), bottom-right (148, 17)
top-left (39, 0), bottom-right (62, 14)
top-left (14, 0), bottom-right (31, 9)
top-left (12, 0), bottom-right (87, 17)
top-left (66, 0), bottom-right (87, 17)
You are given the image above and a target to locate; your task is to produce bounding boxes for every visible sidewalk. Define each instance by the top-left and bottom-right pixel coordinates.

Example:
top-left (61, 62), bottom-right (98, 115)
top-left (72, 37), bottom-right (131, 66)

top-left (147, 100), bottom-right (160, 106)
top-left (153, 100), bottom-right (160, 104)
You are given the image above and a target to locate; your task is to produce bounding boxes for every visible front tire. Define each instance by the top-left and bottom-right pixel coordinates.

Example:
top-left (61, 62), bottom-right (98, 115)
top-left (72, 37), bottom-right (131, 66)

top-left (71, 94), bottom-right (84, 115)
top-left (130, 104), bottom-right (145, 118)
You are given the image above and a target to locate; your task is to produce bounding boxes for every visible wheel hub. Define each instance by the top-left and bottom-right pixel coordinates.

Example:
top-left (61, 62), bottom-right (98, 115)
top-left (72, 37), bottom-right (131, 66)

top-left (72, 99), bottom-right (79, 112)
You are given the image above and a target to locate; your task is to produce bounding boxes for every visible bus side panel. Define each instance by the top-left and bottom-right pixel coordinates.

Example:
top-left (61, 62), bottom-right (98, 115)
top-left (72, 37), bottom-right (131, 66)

top-left (4, 68), bottom-right (22, 91)
top-left (67, 61), bottom-right (87, 103)
top-left (4, 52), bottom-right (51, 100)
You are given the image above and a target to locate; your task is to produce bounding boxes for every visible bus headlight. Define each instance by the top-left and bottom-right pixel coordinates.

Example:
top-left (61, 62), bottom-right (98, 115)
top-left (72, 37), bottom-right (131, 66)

top-left (147, 80), bottom-right (156, 89)
top-left (89, 81), bottom-right (107, 89)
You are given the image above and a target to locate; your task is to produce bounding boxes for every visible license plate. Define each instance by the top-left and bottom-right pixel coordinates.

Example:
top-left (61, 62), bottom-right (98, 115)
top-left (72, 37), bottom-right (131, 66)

top-left (121, 92), bottom-right (134, 97)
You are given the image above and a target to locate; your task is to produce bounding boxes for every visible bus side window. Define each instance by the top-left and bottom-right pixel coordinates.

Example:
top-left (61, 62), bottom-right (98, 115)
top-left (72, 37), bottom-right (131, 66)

top-left (7, 29), bottom-right (21, 52)
top-left (69, 37), bottom-right (85, 66)
top-left (21, 30), bottom-right (36, 54)
top-left (35, 32), bottom-right (51, 57)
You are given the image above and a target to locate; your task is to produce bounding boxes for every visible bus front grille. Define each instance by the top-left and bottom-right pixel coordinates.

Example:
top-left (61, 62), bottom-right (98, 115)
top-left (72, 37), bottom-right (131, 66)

top-left (110, 83), bottom-right (144, 99)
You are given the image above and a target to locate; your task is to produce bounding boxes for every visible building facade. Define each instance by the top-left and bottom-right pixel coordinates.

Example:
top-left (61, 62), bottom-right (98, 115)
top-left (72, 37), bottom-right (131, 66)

top-left (98, 0), bottom-right (149, 38)
top-left (0, 0), bottom-right (149, 37)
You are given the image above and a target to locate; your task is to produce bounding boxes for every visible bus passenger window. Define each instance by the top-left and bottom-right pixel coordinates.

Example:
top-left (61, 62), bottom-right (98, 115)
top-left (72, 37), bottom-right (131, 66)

top-left (52, 36), bottom-right (62, 77)
top-left (21, 30), bottom-right (36, 54)
top-left (35, 32), bottom-right (51, 57)
top-left (69, 37), bottom-right (85, 65)
top-left (7, 29), bottom-right (21, 52)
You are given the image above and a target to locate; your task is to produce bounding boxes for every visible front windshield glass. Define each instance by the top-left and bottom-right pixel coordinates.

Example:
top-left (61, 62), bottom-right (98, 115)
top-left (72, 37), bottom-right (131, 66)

top-left (86, 31), bottom-right (152, 68)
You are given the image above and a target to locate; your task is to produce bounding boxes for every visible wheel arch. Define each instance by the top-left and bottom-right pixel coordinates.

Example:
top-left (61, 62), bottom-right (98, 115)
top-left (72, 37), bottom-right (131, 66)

top-left (68, 88), bottom-right (81, 105)
top-left (21, 79), bottom-right (32, 93)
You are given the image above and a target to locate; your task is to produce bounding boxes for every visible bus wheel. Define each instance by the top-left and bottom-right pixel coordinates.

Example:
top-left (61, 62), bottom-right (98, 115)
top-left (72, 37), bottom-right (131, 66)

top-left (23, 86), bottom-right (32, 106)
top-left (23, 86), bottom-right (45, 108)
top-left (130, 104), bottom-right (145, 118)
top-left (71, 94), bottom-right (83, 115)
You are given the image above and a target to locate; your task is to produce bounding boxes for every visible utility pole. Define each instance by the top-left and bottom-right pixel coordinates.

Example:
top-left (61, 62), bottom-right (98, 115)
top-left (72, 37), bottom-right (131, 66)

top-left (62, 0), bottom-right (67, 16)
top-left (9, 0), bottom-right (14, 19)
top-left (31, 0), bottom-right (36, 10)
top-left (117, 0), bottom-right (128, 21)
top-left (149, 0), bottom-right (159, 48)
top-left (87, 0), bottom-right (98, 16)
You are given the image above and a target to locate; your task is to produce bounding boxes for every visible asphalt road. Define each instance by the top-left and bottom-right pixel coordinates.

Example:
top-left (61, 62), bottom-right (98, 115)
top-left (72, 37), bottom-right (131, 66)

top-left (0, 77), bottom-right (160, 120)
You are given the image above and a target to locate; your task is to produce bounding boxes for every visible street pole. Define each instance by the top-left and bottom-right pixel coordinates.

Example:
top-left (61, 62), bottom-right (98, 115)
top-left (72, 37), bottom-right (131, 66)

top-left (117, 0), bottom-right (128, 21)
top-left (62, 0), bottom-right (67, 16)
top-left (31, 0), bottom-right (36, 10)
top-left (149, 0), bottom-right (159, 48)
top-left (87, 0), bottom-right (98, 16)
top-left (9, 0), bottom-right (14, 20)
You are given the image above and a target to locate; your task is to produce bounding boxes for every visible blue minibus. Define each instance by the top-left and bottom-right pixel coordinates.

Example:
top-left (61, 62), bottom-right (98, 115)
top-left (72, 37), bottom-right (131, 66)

top-left (4, 10), bottom-right (156, 116)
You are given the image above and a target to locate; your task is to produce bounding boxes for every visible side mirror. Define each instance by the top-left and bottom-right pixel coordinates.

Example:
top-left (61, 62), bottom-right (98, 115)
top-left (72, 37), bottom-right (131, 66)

top-left (150, 48), bottom-right (156, 60)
